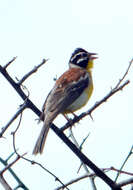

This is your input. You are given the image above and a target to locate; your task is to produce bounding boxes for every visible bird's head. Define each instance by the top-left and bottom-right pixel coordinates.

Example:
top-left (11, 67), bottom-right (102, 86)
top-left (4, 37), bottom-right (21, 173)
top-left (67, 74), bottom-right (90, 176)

top-left (69, 48), bottom-right (98, 71)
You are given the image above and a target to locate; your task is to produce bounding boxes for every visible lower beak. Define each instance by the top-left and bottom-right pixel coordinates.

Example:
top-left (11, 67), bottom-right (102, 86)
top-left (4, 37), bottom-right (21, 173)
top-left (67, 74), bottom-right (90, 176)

top-left (90, 53), bottom-right (98, 60)
top-left (91, 56), bottom-right (98, 60)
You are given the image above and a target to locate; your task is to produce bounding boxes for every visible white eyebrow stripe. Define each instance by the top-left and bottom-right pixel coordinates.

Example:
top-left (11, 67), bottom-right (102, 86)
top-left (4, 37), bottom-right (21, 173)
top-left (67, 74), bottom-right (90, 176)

top-left (70, 51), bottom-right (86, 62)
top-left (77, 57), bottom-right (88, 64)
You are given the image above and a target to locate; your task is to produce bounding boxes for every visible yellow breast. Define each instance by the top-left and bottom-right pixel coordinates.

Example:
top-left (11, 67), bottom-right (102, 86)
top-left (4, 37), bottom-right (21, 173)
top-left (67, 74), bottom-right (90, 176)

top-left (64, 78), bottom-right (93, 113)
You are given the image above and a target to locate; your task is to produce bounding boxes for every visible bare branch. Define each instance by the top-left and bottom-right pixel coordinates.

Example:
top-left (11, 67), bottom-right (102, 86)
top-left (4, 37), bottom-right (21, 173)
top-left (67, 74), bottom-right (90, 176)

top-left (114, 58), bottom-right (133, 89)
top-left (0, 64), bottom-right (42, 130)
top-left (0, 176), bottom-right (12, 190)
top-left (12, 113), bottom-right (23, 155)
top-left (11, 112), bottom-right (70, 190)
top-left (4, 56), bottom-right (17, 69)
top-left (55, 166), bottom-right (133, 190)
top-left (0, 102), bottom-right (27, 137)
top-left (18, 58), bottom-right (48, 85)
top-left (117, 177), bottom-right (133, 188)
top-left (0, 154), bottom-right (29, 190)
top-left (30, 160), bottom-right (70, 190)
top-left (55, 174), bottom-right (90, 190)
top-left (115, 145), bottom-right (133, 181)
top-left (69, 128), bottom-right (89, 172)
top-left (51, 125), bottom-right (122, 190)
top-left (111, 167), bottom-right (133, 176)
top-left (61, 80), bottom-right (130, 131)
top-left (1, 57), bottom-right (132, 190)
top-left (69, 128), bottom-right (97, 190)
top-left (0, 152), bottom-right (26, 190)
top-left (79, 133), bottom-right (90, 150)
top-left (55, 168), bottom-right (110, 190)
top-left (0, 154), bottom-right (25, 175)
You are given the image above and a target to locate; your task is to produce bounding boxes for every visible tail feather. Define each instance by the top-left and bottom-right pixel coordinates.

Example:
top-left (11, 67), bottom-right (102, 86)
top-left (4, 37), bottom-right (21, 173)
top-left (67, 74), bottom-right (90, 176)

top-left (32, 123), bottom-right (49, 155)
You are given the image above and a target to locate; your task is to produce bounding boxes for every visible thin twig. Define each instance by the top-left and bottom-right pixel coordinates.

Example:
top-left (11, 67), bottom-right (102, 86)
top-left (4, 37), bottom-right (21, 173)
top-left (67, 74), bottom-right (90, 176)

top-left (0, 153), bottom-right (25, 175)
top-left (69, 128), bottom-right (97, 190)
top-left (77, 133), bottom-right (90, 173)
top-left (18, 58), bottom-right (48, 85)
top-left (55, 174), bottom-right (91, 190)
top-left (0, 102), bottom-right (27, 137)
top-left (79, 133), bottom-right (90, 150)
top-left (117, 177), bottom-right (133, 188)
top-left (5, 149), bottom-right (19, 162)
top-left (111, 167), bottom-right (133, 176)
top-left (0, 64), bottom-right (41, 136)
top-left (114, 58), bottom-right (133, 89)
top-left (55, 168), bottom-right (110, 190)
top-left (115, 145), bottom-right (133, 182)
top-left (0, 175), bottom-right (12, 190)
top-left (55, 166), bottom-right (133, 190)
top-left (0, 155), bottom-right (29, 190)
top-left (11, 113), bottom-right (70, 190)
top-left (0, 153), bottom-right (26, 190)
top-left (61, 80), bottom-right (130, 131)
top-left (4, 56), bottom-right (17, 69)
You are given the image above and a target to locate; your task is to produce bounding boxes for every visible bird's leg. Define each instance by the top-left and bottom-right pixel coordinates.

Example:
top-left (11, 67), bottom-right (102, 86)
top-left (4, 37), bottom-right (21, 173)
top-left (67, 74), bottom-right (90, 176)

top-left (70, 111), bottom-right (78, 118)
top-left (62, 113), bottom-right (70, 121)
top-left (62, 113), bottom-right (74, 127)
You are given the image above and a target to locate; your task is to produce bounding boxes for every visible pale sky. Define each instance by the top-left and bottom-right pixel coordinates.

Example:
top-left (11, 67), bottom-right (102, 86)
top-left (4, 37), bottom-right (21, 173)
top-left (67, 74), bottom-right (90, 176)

top-left (0, 0), bottom-right (133, 190)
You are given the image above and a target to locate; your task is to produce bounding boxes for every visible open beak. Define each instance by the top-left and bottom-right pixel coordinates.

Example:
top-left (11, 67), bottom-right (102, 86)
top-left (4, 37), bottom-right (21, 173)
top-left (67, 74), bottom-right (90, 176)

top-left (89, 53), bottom-right (98, 60)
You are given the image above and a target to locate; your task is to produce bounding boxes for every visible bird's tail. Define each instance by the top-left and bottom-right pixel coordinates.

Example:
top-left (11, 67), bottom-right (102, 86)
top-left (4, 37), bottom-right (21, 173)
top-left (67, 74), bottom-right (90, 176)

top-left (32, 122), bottom-right (50, 155)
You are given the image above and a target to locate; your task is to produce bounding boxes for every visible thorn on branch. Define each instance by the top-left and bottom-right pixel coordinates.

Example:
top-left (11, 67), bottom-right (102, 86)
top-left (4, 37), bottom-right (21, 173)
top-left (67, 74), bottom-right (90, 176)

top-left (89, 113), bottom-right (94, 121)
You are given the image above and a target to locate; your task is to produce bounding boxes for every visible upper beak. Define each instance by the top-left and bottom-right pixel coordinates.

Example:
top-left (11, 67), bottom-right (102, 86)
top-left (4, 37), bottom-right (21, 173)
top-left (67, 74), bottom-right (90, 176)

top-left (89, 53), bottom-right (98, 60)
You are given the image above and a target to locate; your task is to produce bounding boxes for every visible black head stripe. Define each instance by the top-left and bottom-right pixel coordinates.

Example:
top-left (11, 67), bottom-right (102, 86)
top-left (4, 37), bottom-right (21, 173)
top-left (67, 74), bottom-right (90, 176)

top-left (77, 57), bottom-right (88, 68)
top-left (72, 48), bottom-right (88, 55)
top-left (69, 48), bottom-right (89, 68)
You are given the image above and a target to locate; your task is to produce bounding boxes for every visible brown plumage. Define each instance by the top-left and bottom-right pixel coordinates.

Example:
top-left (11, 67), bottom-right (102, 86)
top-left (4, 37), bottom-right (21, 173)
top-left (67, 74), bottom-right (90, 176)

top-left (32, 48), bottom-right (97, 155)
top-left (32, 68), bottom-right (90, 155)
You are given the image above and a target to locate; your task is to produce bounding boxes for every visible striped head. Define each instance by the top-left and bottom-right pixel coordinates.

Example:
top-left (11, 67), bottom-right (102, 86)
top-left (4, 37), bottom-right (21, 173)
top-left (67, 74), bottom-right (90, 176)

top-left (69, 48), bottom-right (97, 70)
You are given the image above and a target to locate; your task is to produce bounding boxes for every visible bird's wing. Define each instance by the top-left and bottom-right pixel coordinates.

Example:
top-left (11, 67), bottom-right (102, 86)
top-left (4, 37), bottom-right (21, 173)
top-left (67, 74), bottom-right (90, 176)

top-left (42, 68), bottom-right (90, 122)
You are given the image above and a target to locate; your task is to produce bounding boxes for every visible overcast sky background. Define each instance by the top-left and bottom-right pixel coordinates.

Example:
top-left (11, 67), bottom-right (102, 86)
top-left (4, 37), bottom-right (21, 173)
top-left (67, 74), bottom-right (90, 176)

top-left (0, 0), bottom-right (133, 189)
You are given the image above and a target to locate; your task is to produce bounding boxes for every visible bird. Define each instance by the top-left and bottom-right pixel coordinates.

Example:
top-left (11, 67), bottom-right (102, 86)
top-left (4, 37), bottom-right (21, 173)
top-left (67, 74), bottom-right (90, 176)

top-left (33, 48), bottom-right (97, 155)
